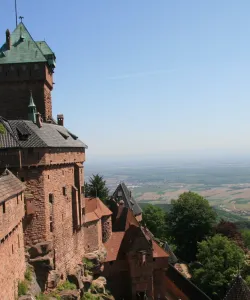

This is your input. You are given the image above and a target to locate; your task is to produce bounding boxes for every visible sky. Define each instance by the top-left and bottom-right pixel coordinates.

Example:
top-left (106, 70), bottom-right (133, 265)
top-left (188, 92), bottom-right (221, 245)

top-left (1, 1), bottom-right (250, 162)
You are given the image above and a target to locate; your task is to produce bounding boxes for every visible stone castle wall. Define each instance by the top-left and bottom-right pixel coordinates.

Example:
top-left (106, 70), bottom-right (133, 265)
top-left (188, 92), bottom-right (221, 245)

top-left (0, 63), bottom-right (53, 120)
top-left (101, 216), bottom-right (112, 243)
top-left (43, 165), bottom-right (86, 275)
top-left (0, 189), bottom-right (26, 300)
top-left (0, 191), bottom-right (24, 240)
top-left (84, 220), bottom-right (102, 253)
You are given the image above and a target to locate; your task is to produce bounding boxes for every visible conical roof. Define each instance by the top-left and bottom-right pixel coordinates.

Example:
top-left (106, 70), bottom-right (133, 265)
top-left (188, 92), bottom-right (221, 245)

top-left (224, 275), bottom-right (250, 300)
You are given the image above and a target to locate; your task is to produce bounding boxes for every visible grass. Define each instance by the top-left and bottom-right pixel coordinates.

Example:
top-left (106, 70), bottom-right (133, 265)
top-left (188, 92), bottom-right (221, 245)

top-left (56, 280), bottom-right (76, 291)
top-left (18, 281), bottom-right (28, 296)
top-left (18, 267), bottom-right (33, 296)
top-left (36, 280), bottom-right (76, 300)
top-left (24, 267), bottom-right (33, 282)
top-left (82, 292), bottom-right (101, 300)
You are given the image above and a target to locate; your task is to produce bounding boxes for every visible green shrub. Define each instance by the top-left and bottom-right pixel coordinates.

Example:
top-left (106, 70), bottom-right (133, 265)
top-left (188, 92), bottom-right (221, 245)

top-left (57, 280), bottom-right (76, 291)
top-left (18, 281), bottom-right (28, 296)
top-left (83, 257), bottom-right (95, 270)
top-left (36, 294), bottom-right (51, 300)
top-left (82, 292), bottom-right (100, 300)
top-left (24, 267), bottom-right (33, 282)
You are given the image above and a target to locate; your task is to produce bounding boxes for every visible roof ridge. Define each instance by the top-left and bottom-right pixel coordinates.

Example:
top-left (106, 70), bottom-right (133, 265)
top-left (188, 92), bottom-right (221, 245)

top-left (36, 40), bottom-right (54, 55)
top-left (16, 22), bottom-right (46, 60)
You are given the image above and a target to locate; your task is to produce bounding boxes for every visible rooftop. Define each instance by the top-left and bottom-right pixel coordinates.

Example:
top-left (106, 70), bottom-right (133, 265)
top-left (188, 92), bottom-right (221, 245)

top-left (0, 22), bottom-right (55, 67)
top-left (85, 197), bottom-right (112, 223)
top-left (112, 182), bottom-right (142, 216)
top-left (0, 117), bottom-right (87, 149)
top-left (0, 169), bottom-right (25, 203)
top-left (105, 208), bottom-right (169, 261)
top-left (223, 275), bottom-right (250, 300)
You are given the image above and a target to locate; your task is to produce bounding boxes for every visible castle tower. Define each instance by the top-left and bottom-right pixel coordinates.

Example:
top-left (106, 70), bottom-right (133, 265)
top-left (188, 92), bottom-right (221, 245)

top-left (0, 21), bottom-right (56, 121)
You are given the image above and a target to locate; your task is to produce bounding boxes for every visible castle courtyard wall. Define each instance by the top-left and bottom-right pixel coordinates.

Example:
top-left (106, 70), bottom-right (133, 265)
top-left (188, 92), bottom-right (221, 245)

top-left (0, 221), bottom-right (26, 300)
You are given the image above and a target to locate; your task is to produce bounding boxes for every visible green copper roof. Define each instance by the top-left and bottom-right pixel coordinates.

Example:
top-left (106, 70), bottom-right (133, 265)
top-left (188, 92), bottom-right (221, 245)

top-left (0, 22), bottom-right (55, 65)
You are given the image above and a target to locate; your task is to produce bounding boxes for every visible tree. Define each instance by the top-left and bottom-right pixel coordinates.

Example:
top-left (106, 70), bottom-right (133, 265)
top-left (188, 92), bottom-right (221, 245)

top-left (215, 220), bottom-right (245, 249)
top-left (142, 204), bottom-right (166, 239)
top-left (242, 229), bottom-right (250, 249)
top-left (85, 174), bottom-right (109, 203)
top-left (192, 234), bottom-right (245, 299)
top-left (166, 191), bottom-right (217, 262)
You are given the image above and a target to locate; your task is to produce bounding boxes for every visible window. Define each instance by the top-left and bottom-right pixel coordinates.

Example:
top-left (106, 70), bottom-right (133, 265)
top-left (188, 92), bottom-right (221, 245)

top-left (2, 202), bottom-right (6, 213)
top-left (17, 195), bottom-right (19, 205)
top-left (21, 177), bottom-right (24, 182)
top-left (12, 244), bottom-right (14, 254)
top-left (18, 235), bottom-right (20, 248)
top-left (63, 187), bottom-right (67, 196)
top-left (49, 194), bottom-right (54, 204)
top-left (81, 186), bottom-right (84, 194)
top-left (50, 220), bottom-right (53, 232)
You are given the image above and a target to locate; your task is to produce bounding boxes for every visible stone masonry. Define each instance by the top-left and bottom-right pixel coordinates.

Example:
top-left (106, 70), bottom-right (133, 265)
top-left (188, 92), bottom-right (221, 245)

top-left (0, 170), bottom-right (26, 300)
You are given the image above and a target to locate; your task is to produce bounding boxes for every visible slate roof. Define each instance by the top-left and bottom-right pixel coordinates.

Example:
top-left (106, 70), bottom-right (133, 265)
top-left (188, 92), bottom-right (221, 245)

top-left (112, 182), bottom-right (142, 216)
top-left (0, 169), bottom-right (25, 203)
top-left (0, 22), bottom-right (55, 65)
top-left (164, 241), bottom-right (178, 264)
top-left (223, 275), bottom-right (250, 300)
top-left (85, 197), bottom-right (112, 223)
top-left (0, 117), bottom-right (87, 149)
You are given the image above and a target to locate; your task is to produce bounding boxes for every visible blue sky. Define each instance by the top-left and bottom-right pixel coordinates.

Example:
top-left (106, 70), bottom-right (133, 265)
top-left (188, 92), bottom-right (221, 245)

top-left (1, 1), bottom-right (250, 161)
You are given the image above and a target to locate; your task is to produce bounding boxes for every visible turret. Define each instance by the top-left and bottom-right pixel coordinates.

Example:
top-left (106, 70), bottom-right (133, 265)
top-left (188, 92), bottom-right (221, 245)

top-left (28, 91), bottom-right (37, 123)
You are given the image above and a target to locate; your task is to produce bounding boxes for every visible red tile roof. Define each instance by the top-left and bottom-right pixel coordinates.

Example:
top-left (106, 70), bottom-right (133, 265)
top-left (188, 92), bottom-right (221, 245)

top-left (105, 206), bottom-right (169, 261)
top-left (152, 240), bottom-right (169, 258)
top-left (104, 232), bottom-right (125, 261)
top-left (85, 197), bottom-right (112, 223)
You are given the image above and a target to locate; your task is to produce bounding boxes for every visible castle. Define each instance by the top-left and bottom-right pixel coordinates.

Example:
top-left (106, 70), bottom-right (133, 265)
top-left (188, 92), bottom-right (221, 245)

top-left (0, 20), bottom-right (237, 300)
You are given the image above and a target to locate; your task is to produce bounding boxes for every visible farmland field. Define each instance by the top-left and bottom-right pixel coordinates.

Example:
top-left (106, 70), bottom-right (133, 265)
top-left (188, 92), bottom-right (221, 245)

top-left (85, 158), bottom-right (250, 218)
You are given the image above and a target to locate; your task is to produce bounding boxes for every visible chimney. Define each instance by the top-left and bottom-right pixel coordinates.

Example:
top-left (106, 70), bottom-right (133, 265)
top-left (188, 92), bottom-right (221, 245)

top-left (57, 114), bottom-right (64, 126)
top-left (6, 29), bottom-right (11, 50)
top-left (116, 200), bottom-right (125, 219)
top-left (36, 112), bottom-right (43, 128)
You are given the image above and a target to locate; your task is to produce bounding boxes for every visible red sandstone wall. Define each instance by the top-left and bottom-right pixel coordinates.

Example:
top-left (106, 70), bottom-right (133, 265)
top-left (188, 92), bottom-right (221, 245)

top-left (0, 63), bottom-right (53, 120)
top-left (0, 148), bottom-right (85, 169)
top-left (102, 262), bottom-right (131, 300)
top-left (84, 220), bottom-right (102, 253)
top-left (22, 168), bottom-right (47, 245)
top-left (101, 216), bottom-right (112, 243)
top-left (0, 221), bottom-right (26, 300)
top-left (0, 192), bottom-right (24, 239)
top-left (43, 165), bottom-right (85, 276)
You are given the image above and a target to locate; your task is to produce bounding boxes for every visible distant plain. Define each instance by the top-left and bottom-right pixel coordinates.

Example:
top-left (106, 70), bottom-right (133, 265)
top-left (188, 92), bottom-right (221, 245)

top-left (85, 158), bottom-right (250, 218)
